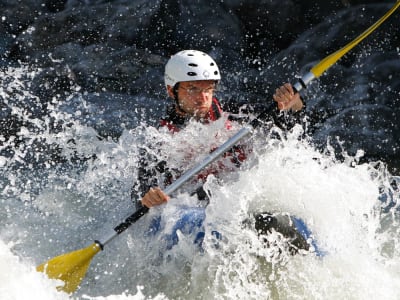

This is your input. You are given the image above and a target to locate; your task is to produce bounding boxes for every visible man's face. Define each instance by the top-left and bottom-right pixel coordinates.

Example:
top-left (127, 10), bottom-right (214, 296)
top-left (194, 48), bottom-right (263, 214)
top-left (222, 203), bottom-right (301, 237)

top-left (169, 80), bottom-right (216, 119)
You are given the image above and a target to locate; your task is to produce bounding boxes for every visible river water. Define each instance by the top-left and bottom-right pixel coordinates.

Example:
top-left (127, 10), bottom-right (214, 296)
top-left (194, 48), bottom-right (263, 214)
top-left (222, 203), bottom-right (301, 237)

top-left (1, 62), bottom-right (400, 299)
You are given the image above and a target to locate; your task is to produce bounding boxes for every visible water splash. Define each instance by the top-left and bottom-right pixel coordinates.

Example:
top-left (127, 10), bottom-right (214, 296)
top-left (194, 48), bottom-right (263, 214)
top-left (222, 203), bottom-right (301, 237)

top-left (1, 65), bottom-right (399, 299)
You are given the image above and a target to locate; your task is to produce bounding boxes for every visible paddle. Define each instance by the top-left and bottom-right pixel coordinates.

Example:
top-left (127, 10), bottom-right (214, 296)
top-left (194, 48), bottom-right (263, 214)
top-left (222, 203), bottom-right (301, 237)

top-left (36, 127), bottom-right (252, 294)
top-left (37, 2), bottom-right (400, 294)
top-left (292, 1), bottom-right (400, 93)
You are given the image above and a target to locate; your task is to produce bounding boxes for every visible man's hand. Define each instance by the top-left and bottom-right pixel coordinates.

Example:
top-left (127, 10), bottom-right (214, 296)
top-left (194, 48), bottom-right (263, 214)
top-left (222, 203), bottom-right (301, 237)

top-left (141, 187), bottom-right (170, 208)
top-left (273, 83), bottom-right (303, 112)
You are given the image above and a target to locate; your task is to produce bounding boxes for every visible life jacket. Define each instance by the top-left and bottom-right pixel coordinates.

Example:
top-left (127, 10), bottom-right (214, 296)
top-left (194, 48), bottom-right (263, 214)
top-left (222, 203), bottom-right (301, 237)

top-left (159, 97), bottom-right (247, 183)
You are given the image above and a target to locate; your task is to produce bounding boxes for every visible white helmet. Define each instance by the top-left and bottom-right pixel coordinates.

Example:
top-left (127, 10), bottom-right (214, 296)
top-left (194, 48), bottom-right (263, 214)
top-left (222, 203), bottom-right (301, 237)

top-left (164, 50), bottom-right (221, 87)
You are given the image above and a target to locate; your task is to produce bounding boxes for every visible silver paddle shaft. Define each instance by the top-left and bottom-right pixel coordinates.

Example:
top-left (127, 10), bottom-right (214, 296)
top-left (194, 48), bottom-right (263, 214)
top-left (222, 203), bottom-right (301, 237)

top-left (164, 126), bottom-right (252, 195)
top-left (97, 126), bottom-right (252, 247)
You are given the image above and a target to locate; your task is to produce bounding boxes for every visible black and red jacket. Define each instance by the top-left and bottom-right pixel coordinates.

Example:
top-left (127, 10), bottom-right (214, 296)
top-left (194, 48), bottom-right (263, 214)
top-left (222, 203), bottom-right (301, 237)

top-left (131, 97), bottom-right (306, 208)
top-left (160, 97), bottom-right (247, 180)
top-left (132, 97), bottom-right (245, 207)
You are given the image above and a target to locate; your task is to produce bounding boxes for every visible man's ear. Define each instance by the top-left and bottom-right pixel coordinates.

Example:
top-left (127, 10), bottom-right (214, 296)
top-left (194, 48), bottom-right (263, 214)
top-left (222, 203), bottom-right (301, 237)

top-left (166, 85), bottom-right (175, 99)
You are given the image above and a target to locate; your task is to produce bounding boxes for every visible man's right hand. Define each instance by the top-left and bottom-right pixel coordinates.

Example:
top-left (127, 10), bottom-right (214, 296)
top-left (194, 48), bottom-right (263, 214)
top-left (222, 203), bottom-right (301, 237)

top-left (141, 187), bottom-right (170, 208)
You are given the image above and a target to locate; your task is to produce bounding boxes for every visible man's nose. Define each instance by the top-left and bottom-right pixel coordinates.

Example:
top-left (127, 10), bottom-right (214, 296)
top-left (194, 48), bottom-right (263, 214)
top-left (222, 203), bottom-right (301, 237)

top-left (197, 91), bottom-right (209, 102)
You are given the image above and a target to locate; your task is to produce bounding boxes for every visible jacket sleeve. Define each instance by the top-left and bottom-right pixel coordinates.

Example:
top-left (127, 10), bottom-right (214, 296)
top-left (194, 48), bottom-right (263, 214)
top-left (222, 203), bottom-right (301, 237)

top-left (131, 146), bottom-right (211, 210)
top-left (130, 147), bottom-right (169, 210)
top-left (223, 98), bottom-right (308, 131)
top-left (262, 101), bottom-right (307, 131)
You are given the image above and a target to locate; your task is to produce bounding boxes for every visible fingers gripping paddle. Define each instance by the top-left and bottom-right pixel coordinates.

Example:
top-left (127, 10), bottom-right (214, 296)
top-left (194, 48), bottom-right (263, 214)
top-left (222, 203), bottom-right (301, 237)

top-left (36, 127), bottom-right (252, 294)
top-left (37, 2), bottom-right (400, 294)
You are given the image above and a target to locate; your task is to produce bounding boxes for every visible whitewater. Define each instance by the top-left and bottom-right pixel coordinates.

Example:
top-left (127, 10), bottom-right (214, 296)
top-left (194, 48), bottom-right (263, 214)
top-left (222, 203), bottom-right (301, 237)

top-left (1, 62), bottom-right (400, 300)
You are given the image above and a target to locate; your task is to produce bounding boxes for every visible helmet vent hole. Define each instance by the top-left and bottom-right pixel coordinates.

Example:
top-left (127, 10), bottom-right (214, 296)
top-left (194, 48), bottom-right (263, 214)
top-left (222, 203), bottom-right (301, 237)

top-left (187, 72), bottom-right (197, 76)
top-left (188, 63), bottom-right (198, 67)
top-left (187, 54), bottom-right (194, 56)
top-left (214, 71), bottom-right (219, 75)
top-left (210, 63), bottom-right (215, 66)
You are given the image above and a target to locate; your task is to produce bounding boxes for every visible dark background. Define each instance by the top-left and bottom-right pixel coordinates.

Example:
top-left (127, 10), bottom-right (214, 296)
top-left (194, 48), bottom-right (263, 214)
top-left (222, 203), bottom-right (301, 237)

top-left (1, 0), bottom-right (399, 172)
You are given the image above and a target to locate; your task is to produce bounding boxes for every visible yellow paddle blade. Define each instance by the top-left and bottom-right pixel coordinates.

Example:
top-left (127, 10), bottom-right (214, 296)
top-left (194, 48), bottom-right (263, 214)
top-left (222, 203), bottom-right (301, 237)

top-left (311, 1), bottom-right (400, 78)
top-left (37, 243), bottom-right (101, 294)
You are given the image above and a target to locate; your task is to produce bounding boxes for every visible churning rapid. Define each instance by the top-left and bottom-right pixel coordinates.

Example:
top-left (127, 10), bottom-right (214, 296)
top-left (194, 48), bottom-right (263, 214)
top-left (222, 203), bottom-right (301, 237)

top-left (1, 1), bottom-right (400, 299)
top-left (0, 63), bottom-right (399, 299)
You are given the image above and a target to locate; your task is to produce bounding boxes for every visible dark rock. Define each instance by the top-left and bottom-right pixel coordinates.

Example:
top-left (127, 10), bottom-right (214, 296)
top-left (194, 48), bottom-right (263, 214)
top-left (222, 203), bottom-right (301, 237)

top-left (0, 0), bottom-right (46, 35)
top-left (44, 0), bottom-right (67, 13)
top-left (0, 0), bottom-right (399, 169)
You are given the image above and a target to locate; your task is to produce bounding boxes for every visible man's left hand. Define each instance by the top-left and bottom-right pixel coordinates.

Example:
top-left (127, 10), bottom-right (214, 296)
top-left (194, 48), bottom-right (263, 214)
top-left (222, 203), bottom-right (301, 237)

top-left (273, 83), bottom-right (303, 112)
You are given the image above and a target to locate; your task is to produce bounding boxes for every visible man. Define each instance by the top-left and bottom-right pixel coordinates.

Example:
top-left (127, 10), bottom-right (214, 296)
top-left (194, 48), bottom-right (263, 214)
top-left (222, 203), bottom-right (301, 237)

top-left (132, 49), bottom-right (311, 254)
top-left (138, 49), bottom-right (303, 208)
